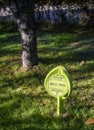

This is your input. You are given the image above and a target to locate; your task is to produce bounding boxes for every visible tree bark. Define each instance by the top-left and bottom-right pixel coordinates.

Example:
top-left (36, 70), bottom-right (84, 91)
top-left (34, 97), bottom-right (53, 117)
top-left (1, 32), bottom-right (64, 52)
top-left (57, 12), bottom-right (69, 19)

top-left (10, 0), bottom-right (38, 69)
top-left (20, 25), bottom-right (38, 69)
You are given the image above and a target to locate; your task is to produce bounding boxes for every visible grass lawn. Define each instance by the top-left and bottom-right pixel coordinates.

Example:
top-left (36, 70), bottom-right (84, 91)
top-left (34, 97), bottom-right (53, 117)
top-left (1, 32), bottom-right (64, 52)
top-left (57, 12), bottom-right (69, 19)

top-left (0, 23), bottom-right (94, 130)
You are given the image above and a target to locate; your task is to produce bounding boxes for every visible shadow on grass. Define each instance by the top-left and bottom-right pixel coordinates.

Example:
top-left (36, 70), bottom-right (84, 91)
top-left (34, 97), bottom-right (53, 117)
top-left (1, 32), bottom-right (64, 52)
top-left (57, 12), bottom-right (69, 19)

top-left (0, 49), bottom-right (20, 57)
top-left (39, 50), bottom-right (94, 66)
top-left (5, 82), bottom-right (93, 130)
top-left (38, 28), bottom-right (94, 66)
top-left (0, 34), bottom-right (20, 47)
top-left (0, 34), bottom-right (21, 60)
top-left (0, 115), bottom-right (82, 130)
top-left (0, 75), bottom-right (93, 130)
top-left (0, 21), bottom-right (18, 34)
top-left (0, 109), bottom-right (93, 130)
top-left (0, 24), bottom-right (94, 130)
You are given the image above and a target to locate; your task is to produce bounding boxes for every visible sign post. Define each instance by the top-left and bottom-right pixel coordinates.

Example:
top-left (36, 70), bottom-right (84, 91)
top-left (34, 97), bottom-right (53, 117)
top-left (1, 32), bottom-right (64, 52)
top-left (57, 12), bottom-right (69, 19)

top-left (57, 97), bottom-right (64, 116)
top-left (44, 66), bottom-right (72, 116)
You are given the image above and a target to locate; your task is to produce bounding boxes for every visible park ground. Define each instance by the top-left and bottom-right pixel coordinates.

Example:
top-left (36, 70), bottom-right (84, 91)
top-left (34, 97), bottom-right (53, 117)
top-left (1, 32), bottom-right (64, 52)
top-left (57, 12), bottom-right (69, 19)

top-left (0, 22), bottom-right (94, 130)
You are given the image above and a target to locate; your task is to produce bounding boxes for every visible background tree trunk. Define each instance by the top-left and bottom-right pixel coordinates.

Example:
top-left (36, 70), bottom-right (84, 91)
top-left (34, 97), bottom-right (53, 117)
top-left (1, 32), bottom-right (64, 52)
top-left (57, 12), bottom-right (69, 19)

top-left (10, 0), bottom-right (38, 69)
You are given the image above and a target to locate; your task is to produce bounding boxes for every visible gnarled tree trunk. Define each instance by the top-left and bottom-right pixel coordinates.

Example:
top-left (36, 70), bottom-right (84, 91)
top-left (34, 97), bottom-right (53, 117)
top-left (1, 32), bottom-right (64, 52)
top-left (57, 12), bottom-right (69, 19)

top-left (10, 0), bottom-right (38, 69)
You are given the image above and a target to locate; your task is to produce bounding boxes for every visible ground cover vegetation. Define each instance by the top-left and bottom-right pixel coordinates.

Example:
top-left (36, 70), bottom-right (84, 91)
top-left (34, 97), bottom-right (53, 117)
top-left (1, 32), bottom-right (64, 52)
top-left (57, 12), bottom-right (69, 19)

top-left (0, 22), bottom-right (94, 130)
top-left (0, 0), bottom-right (94, 70)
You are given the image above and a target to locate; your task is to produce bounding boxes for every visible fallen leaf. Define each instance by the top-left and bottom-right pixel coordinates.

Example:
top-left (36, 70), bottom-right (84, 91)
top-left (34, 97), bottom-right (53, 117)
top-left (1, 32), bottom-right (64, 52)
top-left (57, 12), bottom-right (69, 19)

top-left (85, 118), bottom-right (94, 125)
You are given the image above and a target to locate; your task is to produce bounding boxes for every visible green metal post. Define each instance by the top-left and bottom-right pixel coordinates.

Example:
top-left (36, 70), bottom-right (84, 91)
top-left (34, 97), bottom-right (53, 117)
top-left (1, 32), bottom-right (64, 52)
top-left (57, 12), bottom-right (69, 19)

top-left (57, 97), bottom-right (63, 116)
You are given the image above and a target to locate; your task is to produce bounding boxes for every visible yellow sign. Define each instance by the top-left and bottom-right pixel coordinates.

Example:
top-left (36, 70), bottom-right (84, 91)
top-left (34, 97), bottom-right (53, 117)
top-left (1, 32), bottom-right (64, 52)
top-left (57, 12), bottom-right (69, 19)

top-left (44, 66), bottom-right (72, 99)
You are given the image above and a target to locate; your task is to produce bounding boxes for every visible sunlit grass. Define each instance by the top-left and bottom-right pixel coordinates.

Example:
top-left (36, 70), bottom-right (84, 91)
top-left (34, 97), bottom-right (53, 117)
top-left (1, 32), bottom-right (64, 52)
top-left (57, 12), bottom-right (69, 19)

top-left (0, 24), bottom-right (94, 130)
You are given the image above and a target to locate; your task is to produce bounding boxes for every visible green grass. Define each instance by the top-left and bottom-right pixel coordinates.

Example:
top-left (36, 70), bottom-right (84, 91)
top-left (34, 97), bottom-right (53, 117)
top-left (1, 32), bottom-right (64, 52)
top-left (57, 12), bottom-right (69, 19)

top-left (0, 24), bottom-right (94, 130)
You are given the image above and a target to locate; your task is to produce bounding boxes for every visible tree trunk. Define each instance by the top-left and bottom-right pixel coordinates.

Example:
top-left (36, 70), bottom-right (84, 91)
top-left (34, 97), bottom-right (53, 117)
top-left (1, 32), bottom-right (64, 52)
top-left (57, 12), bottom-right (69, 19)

top-left (10, 0), bottom-right (38, 69)
top-left (18, 19), bottom-right (38, 69)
